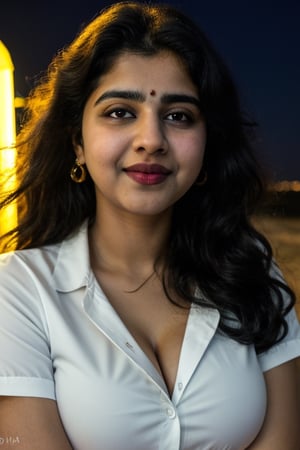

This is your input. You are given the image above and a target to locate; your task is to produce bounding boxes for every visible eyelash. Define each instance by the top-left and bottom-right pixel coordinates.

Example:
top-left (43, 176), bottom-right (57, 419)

top-left (108, 108), bottom-right (134, 119)
top-left (106, 108), bottom-right (193, 122)
top-left (166, 111), bottom-right (192, 122)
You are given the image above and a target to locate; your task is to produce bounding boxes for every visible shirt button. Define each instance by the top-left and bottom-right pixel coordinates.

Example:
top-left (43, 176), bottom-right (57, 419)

top-left (166, 407), bottom-right (176, 418)
top-left (178, 382), bottom-right (183, 390)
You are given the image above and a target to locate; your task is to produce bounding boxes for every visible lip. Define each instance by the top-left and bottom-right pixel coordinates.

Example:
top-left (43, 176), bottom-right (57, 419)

top-left (124, 163), bottom-right (172, 174)
top-left (123, 163), bottom-right (172, 185)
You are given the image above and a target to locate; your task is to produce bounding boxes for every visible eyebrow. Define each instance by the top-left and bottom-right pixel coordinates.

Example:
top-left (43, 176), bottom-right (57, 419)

top-left (94, 90), bottom-right (145, 106)
top-left (161, 93), bottom-right (201, 109)
top-left (93, 90), bottom-right (201, 109)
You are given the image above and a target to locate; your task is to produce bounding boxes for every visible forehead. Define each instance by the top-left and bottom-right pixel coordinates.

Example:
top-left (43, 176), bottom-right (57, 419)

top-left (95, 51), bottom-right (196, 94)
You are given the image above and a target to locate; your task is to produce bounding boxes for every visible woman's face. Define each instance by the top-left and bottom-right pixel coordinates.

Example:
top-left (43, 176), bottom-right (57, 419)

top-left (74, 51), bottom-right (206, 219)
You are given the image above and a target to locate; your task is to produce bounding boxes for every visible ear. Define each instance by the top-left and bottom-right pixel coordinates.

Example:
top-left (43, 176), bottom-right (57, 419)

top-left (72, 134), bottom-right (86, 165)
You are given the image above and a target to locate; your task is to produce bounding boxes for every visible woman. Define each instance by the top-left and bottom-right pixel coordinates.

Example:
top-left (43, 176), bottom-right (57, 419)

top-left (0, 2), bottom-right (299, 449)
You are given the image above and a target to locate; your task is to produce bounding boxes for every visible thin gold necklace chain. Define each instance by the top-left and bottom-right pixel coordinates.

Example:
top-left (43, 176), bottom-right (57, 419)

top-left (123, 270), bottom-right (157, 294)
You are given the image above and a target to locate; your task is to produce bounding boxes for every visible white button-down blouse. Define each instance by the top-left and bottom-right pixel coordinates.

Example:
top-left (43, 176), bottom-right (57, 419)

top-left (0, 223), bottom-right (299, 450)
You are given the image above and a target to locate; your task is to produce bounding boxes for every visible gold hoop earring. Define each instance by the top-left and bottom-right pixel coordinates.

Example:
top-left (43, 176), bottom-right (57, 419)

top-left (70, 159), bottom-right (86, 183)
top-left (195, 171), bottom-right (207, 186)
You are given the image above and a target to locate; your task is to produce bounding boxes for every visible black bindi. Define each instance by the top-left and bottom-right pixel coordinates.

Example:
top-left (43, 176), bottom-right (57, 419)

top-left (150, 89), bottom-right (156, 96)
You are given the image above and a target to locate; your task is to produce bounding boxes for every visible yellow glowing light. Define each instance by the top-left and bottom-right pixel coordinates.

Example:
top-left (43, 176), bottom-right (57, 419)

top-left (0, 40), bottom-right (18, 239)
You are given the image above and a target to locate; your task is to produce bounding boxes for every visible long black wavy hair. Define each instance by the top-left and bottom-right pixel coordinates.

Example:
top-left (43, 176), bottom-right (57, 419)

top-left (0, 1), bottom-right (295, 352)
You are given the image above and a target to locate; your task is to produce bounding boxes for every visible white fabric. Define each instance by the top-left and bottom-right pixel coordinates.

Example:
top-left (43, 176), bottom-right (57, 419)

top-left (0, 223), bottom-right (299, 450)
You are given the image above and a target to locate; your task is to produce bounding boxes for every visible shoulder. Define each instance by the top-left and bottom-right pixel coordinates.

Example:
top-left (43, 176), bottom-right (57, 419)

top-left (0, 224), bottom-right (90, 334)
top-left (258, 305), bottom-right (300, 372)
top-left (0, 223), bottom-right (91, 310)
top-left (257, 257), bottom-right (300, 370)
top-left (0, 242), bottom-right (63, 325)
top-left (0, 242), bottom-right (61, 285)
top-left (0, 223), bottom-right (89, 286)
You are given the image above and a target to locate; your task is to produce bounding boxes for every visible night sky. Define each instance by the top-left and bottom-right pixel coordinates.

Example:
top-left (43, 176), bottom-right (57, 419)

top-left (1, 0), bottom-right (299, 180)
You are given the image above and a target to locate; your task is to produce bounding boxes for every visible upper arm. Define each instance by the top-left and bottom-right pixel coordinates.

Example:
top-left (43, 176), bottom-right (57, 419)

top-left (247, 358), bottom-right (300, 449)
top-left (0, 396), bottom-right (72, 450)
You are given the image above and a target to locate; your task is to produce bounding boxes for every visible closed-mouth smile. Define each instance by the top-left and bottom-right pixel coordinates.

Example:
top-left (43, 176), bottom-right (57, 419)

top-left (123, 163), bottom-right (172, 185)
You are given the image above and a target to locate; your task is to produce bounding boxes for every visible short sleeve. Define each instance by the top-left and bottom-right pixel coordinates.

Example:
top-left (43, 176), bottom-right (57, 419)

top-left (258, 260), bottom-right (300, 372)
top-left (0, 252), bottom-right (55, 399)
top-left (258, 306), bottom-right (300, 372)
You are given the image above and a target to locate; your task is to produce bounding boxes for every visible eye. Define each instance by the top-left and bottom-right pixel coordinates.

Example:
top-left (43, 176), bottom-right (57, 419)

top-left (108, 108), bottom-right (135, 119)
top-left (165, 111), bottom-right (191, 122)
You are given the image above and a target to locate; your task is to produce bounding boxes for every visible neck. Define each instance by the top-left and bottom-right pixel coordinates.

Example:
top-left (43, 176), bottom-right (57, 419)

top-left (89, 207), bottom-right (172, 277)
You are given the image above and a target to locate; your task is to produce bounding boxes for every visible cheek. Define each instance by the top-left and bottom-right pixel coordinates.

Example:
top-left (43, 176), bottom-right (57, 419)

top-left (83, 134), bottom-right (122, 166)
top-left (179, 134), bottom-right (206, 177)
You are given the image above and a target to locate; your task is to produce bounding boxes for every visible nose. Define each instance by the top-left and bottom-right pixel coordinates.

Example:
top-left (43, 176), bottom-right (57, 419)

top-left (133, 113), bottom-right (168, 155)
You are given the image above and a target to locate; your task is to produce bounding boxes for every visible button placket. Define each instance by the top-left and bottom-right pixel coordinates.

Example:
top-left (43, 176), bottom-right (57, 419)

top-left (159, 399), bottom-right (180, 450)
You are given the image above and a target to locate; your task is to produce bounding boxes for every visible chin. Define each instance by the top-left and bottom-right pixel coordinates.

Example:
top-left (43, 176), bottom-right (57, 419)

top-left (124, 203), bottom-right (172, 217)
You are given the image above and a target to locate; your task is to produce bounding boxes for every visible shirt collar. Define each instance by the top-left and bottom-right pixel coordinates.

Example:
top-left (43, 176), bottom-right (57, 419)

top-left (53, 221), bottom-right (91, 292)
